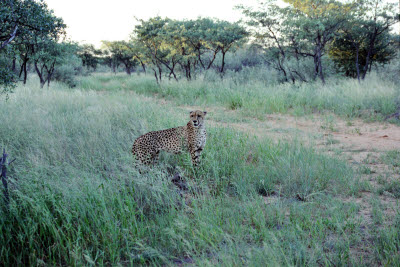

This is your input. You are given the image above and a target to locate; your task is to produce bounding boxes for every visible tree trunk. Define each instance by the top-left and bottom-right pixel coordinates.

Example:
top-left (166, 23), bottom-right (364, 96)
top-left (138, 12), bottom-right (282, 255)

top-left (220, 50), bottom-right (226, 73)
top-left (46, 61), bottom-right (56, 88)
top-left (157, 65), bottom-right (162, 82)
top-left (169, 61), bottom-right (178, 81)
top-left (361, 30), bottom-right (377, 80)
top-left (207, 49), bottom-right (218, 70)
top-left (126, 65), bottom-right (132, 75)
top-left (168, 61), bottom-right (178, 81)
top-left (34, 62), bottom-right (46, 88)
top-left (355, 44), bottom-right (360, 83)
top-left (23, 62), bottom-right (27, 84)
top-left (140, 61), bottom-right (146, 73)
top-left (153, 69), bottom-right (159, 84)
top-left (19, 54), bottom-right (29, 84)
top-left (315, 36), bottom-right (325, 84)
top-left (11, 58), bottom-right (16, 72)
top-left (187, 60), bottom-right (191, 80)
top-left (0, 150), bottom-right (10, 208)
top-left (277, 58), bottom-right (288, 82)
top-left (317, 52), bottom-right (325, 84)
top-left (198, 50), bottom-right (205, 69)
top-left (313, 54), bottom-right (319, 80)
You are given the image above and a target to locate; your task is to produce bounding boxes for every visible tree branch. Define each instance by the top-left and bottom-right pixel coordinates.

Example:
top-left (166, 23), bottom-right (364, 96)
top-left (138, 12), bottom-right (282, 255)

top-left (0, 25), bottom-right (18, 50)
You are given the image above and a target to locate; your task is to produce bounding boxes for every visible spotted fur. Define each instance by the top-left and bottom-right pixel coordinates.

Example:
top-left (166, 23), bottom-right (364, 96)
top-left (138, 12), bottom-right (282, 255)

top-left (132, 110), bottom-right (207, 166)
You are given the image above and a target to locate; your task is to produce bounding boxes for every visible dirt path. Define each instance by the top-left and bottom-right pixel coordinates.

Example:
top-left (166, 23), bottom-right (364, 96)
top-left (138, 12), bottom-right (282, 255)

top-left (179, 104), bottom-right (400, 151)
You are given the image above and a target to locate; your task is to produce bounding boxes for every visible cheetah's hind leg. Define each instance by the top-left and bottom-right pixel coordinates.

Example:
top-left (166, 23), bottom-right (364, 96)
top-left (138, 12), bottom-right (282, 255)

top-left (151, 150), bottom-right (160, 166)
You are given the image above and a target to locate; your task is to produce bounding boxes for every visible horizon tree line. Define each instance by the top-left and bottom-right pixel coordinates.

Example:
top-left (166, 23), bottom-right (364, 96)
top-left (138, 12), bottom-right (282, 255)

top-left (1, 0), bottom-right (398, 91)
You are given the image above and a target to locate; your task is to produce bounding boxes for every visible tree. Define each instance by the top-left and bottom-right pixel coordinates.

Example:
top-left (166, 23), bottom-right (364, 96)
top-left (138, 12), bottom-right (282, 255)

top-left (212, 20), bottom-right (248, 73)
top-left (33, 41), bottom-right (74, 88)
top-left (238, 1), bottom-right (296, 82)
top-left (102, 41), bottom-right (138, 75)
top-left (0, 0), bottom-right (65, 91)
top-left (330, 0), bottom-right (399, 81)
top-left (283, 0), bottom-right (357, 83)
top-left (239, 0), bottom-right (357, 84)
top-left (131, 17), bottom-right (247, 82)
top-left (0, 49), bottom-right (16, 95)
top-left (178, 18), bottom-right (218, 71)
top-left (77, 44), bottom-right (102, 71)
top-left (133, 17), bottom-right (176, 82)
top-left (101, 49), bottom-right (119, 73)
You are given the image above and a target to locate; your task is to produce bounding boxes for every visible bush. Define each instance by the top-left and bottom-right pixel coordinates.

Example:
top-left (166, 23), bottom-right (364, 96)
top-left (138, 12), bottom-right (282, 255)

top-left (51, 55), bottom-right (86, 88)
top-left (0, 50), bottom-right (17, 95)
top-left (377, 54), bottom-right (400, 85)
top-left (221, 46), bottom-right (266, 72)
top-left (52, 64), bottom-right (78, 87)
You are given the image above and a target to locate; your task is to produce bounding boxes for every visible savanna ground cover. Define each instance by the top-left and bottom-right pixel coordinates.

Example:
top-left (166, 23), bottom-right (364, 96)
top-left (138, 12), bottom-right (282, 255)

top-left (0, 72), bottom-right (399, 266)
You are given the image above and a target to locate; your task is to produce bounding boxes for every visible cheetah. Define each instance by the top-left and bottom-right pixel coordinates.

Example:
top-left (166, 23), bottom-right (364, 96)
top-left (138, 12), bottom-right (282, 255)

top-left (132, 110), bottom-right (207, 166)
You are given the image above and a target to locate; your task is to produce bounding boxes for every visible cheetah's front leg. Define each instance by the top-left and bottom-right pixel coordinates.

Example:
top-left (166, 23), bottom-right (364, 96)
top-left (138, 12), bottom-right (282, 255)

top-left (191, 148), bottom-right (203, 166)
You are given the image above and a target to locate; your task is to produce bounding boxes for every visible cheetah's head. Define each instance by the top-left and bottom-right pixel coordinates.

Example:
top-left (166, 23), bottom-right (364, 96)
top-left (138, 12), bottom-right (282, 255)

top-left (189, 110), bottom-right (207, 128)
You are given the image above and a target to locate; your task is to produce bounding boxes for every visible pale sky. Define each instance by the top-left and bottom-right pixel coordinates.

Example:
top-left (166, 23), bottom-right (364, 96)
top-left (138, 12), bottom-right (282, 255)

top-left (45, 0), bottom-right (258, 47)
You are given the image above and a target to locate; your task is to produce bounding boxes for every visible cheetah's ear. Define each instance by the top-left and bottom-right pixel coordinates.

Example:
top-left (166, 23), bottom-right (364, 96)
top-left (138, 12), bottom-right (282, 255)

top-left (203, 111), bottom-right (207, 116)
top-left (189, 111), bottom-right (194, 114)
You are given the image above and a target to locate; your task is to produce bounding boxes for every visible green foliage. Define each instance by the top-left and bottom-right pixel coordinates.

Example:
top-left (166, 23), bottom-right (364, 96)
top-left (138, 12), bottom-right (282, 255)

top-left (102, 41), bottom-right (138, 75)
top-left (221, 45), bottom-right (265, 72)
top-left (51, 50), bottom-right (84, 88)
top-left (0, 0), bottom-right (67, 91)
top-left (329, 0), bottom-right (399, 79)
top-left (0, 49), bottom-right (16, 95)
top-left (77, 44), bottom-right (102, 71)
top-left (0, 0), bottom-right (66, 49)
top-left (239, 0), bottom-right (399, 83)
top-left (33, 41), bottom-right (77, 88)
top-left (377, 54), bottom-right (400, 84)
top-left (239, 0), bottom-right (356, 83)
top-left (131, 17), bottom-right (248, 82)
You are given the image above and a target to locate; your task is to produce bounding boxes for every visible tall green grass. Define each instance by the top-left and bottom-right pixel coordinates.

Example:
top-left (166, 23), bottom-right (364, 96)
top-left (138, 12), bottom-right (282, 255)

top-left (78, 71), bottom-right (399, 120)
top-left (0, 79), bottom-right (397, 265)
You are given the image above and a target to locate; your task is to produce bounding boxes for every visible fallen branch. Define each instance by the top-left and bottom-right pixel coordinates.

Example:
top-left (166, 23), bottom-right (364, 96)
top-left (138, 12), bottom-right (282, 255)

top-left (384, 112), bottom-right (400, 121)
top-left (0, 149), bottom-right (16, 209)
